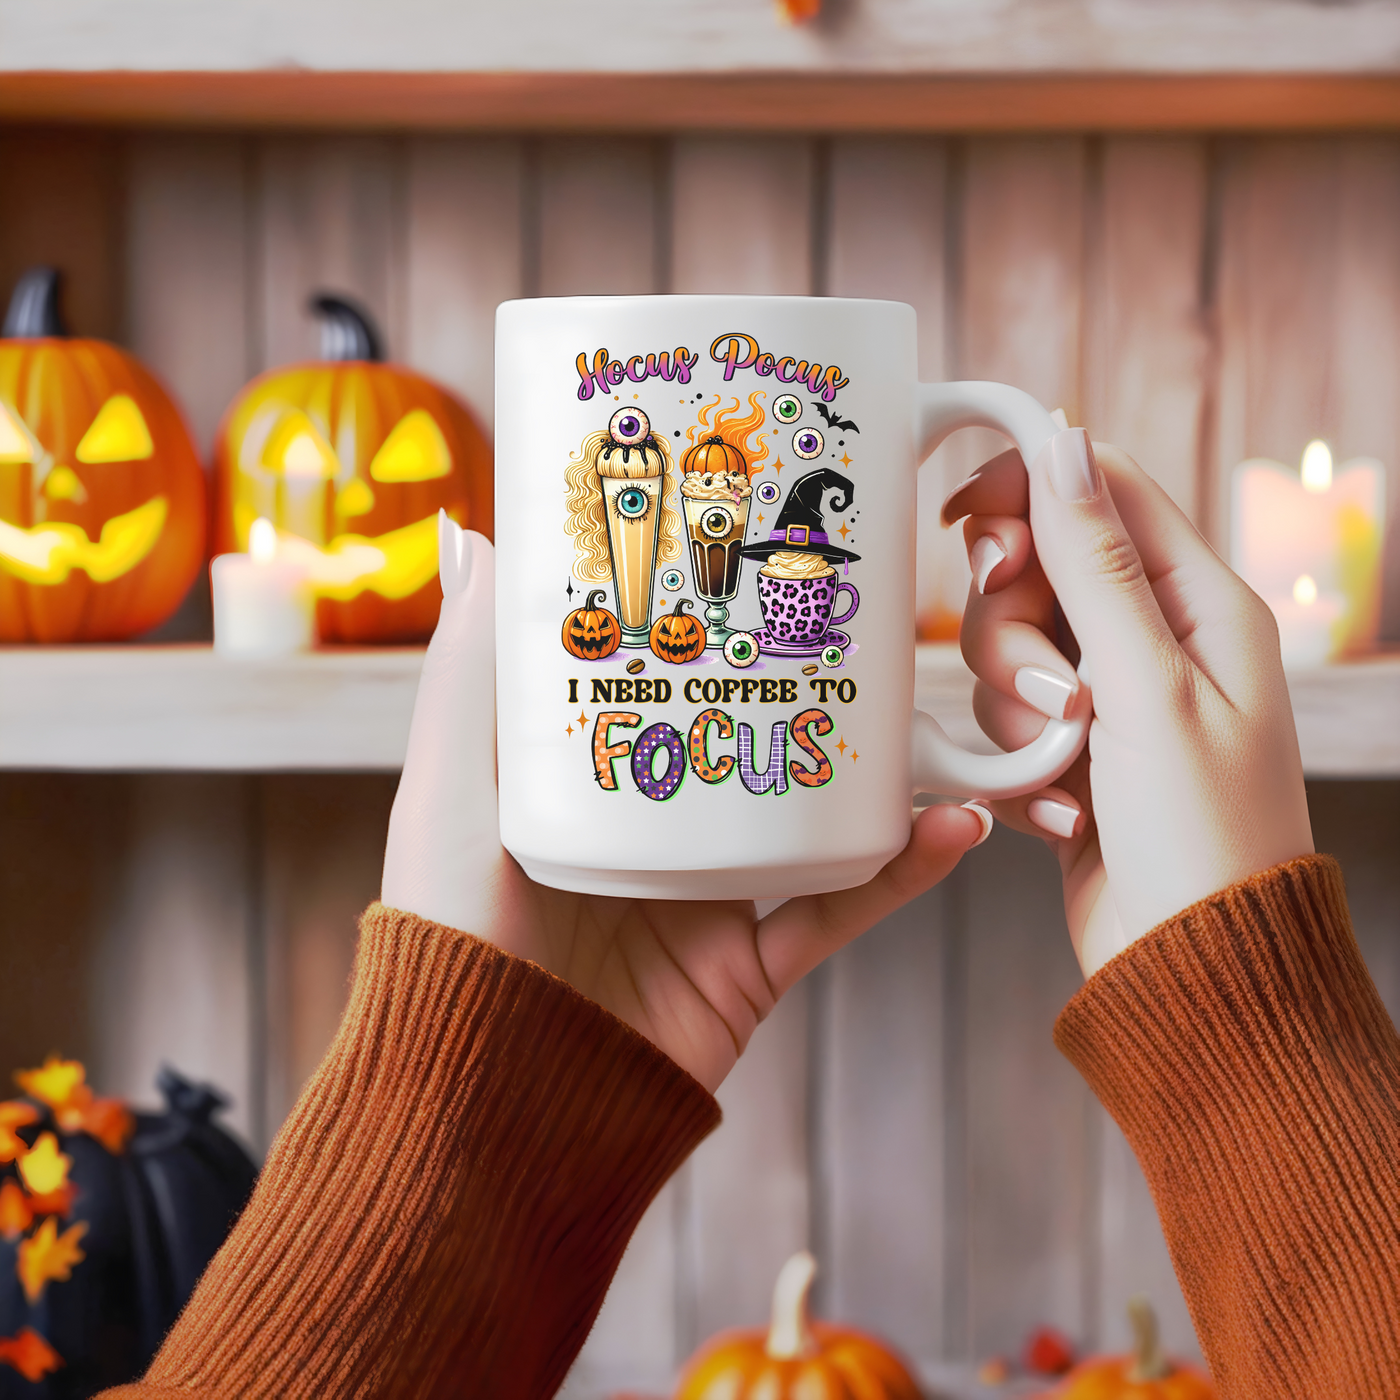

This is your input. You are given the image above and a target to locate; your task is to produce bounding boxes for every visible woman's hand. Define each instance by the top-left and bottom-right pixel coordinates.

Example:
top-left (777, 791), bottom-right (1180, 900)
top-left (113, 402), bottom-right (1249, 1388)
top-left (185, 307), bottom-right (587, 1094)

top-left (944, 430), bottom-right (1314, 978)
top-left (381, 515), bottom-right (989, 1094)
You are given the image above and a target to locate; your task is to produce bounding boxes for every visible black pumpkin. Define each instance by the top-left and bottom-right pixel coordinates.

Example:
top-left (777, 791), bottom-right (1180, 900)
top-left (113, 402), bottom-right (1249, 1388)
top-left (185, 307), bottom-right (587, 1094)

top-left (0, 1064), bottom-right (257, 1399)
top-left (562, 590), bottom-right (622, 660)
top-left (649, 599), bottom-right (707, 664)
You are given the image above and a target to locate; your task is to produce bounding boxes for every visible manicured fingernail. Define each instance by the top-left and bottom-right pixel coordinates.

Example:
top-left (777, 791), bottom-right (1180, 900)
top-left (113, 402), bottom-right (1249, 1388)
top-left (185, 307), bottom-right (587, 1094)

top-left (961, 800), bottom-right (994, 847)
top-left (1028, 796), bottom-right (1082, 840)
top-left (970, 534), bottom-right (1007, 594)
top-left (1045, 428), bottom-right (1100, 504)
top-left (940, 472), bottom-right (980, 524)
top-left (1013, 665), bottom-right (1076, 721)
top-left (438, 509), bottom-right (473, 598)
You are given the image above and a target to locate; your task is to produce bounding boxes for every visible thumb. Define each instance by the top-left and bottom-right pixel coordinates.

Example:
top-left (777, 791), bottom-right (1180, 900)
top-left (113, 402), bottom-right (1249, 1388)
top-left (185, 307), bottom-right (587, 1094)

top-left (1026, 429), bottom-right (1181, 706)
top-left (381, 512), bottom-right (500, 930)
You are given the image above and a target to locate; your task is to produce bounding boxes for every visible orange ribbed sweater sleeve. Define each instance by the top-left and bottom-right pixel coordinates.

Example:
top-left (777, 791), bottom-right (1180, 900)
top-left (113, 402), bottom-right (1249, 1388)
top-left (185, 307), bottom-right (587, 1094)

top-left (100, 903), bottom-right (720, 1400)
top-left (1055, 855), bottom-right (1400, 1398)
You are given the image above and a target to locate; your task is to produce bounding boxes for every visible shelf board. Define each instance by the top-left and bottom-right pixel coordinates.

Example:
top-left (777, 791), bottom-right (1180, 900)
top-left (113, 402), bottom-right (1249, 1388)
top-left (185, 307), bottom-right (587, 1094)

top-left (0, 644), bottom-right (424, 772)
top-left (5, 72), bottom-right (1400, 133)
top-left (1, 643), bottom-right (1396, 776)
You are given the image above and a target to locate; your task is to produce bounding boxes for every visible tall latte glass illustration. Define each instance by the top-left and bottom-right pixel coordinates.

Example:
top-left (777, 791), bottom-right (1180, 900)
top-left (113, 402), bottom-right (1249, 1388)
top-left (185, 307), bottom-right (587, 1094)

top-left (564, 407), bottom-right (682, 647)
top-left (679, 395), bottom-right (770, 646)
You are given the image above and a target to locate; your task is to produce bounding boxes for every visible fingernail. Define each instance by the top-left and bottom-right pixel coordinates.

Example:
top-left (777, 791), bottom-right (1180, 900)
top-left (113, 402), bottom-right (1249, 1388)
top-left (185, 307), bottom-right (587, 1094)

top-left (970, 534), bottom-right (1007, 594)
top-left (940, 471), bottom-right (980, 524)
top-left (961, 800), bottom-right (994, 847)
top-left (1028, 796), bottom-right (1082, 840)
top-left (1045, 428), bottom-right (1100, 504)
top-left (1013, 665), bottom-right (1076, 721)
top-left (438, 509), bottom-right (473, 598)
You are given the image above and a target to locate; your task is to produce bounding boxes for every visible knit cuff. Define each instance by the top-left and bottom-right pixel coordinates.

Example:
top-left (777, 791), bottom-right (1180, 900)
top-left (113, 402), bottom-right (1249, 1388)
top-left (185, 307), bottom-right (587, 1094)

top-left (1055, 856), bottom-right (1400, 1395)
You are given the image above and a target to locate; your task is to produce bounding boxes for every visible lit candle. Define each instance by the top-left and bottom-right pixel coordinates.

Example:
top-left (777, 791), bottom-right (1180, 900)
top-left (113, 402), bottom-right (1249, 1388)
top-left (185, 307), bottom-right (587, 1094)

top-left (1231, 440), bottom-right (1385, 666)
top-left (211, 518), bottom-right (315, 656)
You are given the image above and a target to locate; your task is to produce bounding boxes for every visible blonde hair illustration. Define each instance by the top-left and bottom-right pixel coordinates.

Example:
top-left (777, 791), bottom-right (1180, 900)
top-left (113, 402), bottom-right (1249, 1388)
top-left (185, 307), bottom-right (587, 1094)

top-left (565, 428), bottom-right (682, 584)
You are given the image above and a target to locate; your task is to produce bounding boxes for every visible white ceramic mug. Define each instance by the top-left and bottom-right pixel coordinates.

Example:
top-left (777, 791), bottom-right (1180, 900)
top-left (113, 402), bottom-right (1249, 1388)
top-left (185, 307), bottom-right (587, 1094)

top-left (495, 295), bottom-right (1087, 900)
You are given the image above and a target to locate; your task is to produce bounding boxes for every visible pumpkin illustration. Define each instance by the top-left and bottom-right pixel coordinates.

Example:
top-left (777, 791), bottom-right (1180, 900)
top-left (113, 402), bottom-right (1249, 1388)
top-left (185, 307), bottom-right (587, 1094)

top-left (562, 589), bottom-right (621, 660)
top-left (676, 1250), bottom-right (922, 1400)
top-left (0, 1058), bottom-right (257, 1397)
top-left (1036, 1298), bottom-right (1217, 1400)
top-left (649, 598), bottom-right (706, 663)
top-left (0, 267), bottom-right (206, 643)
top-left (214, 293), bottom-right (492, 644)
top-left (681, 434), bottom-right (747, 479)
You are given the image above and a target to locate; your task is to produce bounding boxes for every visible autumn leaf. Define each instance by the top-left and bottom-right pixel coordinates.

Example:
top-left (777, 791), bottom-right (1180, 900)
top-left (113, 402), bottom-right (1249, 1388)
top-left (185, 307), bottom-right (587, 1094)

top-left (17, 1133), bottom-right (70, 1197)
top-left (0, 1180), bottom-right (32, 1241)
top-left (14, 1057), bottom-right (86, 1112)
top-left (25, 1183), bottom-right (76, 1220)
top-left (17, 1216), bottom-right (87, 1303)
top-left (68, 1095), bottom-right (135, 1154)
top-left (0, 1327), bottom-right (62, 1382)
top-left (0, 1102), bottom-right (38, 1165)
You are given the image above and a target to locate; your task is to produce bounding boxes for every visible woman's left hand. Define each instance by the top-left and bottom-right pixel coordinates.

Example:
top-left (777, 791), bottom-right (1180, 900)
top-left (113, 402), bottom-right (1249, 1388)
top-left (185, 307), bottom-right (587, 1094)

top-left (381, 516), bottom-right (989, 1094)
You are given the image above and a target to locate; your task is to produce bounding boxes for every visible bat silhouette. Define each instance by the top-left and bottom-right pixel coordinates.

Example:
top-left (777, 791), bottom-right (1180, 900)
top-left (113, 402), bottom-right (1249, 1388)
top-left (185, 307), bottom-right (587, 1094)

top-left (813, 402), bottom-right (860, 433)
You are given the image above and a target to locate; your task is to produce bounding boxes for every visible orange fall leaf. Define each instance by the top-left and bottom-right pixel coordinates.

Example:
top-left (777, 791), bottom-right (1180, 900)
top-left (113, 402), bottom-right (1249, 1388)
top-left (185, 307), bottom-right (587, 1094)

top-left (25, 1183), bottom-right (76, 1220)
top-left (17, 1133), bottom-right (71, 1197)
top-left (67, 1095), bottom-right (136, 1154)
top-left (0, 1180), bottom-right (32, 1241)
top-left (0, 1102), bottom-right (38, 1166)
top-left (14, 1057), bottom-right (87, 1113)
top-left (18, 1216), bottom-right (88, 1304)
top-left (0, 1327), bottom-right (63, 1383)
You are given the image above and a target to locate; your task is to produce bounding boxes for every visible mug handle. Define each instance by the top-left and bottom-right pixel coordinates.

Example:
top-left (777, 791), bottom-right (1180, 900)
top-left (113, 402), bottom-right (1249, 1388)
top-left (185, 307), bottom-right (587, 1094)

top-left (909, 381), bottom-right (1089, 801)
top-left (830, 581), bottom-right (859, 629)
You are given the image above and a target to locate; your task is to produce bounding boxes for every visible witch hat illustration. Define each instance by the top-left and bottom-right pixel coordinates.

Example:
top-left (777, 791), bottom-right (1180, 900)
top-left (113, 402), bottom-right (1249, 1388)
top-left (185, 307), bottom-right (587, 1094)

top-left (739, 467), bottom-right (861, 565)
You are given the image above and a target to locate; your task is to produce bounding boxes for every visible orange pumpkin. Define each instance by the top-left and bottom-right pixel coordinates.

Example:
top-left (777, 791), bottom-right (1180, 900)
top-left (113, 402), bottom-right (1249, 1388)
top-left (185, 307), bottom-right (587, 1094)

top-left (562, 589), bottom-right (622, 660)
top-left (0, 267), bottom-right (206, 642)
top-left (1037, 1299), bottom-right (1217, 1400)
top-left (676, 1251), bottom-right (922, 1400)
top-left (649, 598), bottom-right (706, 663)
top-left (681, 434), bottom-right (747, 479)
top-left (214, 294), bottom-right (492, 644)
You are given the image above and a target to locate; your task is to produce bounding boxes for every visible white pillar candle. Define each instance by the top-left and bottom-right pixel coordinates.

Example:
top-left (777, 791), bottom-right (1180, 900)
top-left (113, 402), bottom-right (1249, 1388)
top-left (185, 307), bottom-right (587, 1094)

top-left (211, 518), bottom-right (315, 656)
top-left (1232, 440), bottom-right (1386, 665)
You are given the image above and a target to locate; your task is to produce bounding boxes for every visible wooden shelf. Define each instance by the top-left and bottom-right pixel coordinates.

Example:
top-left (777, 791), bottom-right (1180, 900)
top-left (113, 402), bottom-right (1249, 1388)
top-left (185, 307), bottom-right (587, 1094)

top-left (0, 645), bottom-right (423, 771)
top-left (2, 643), bottom-right (1396, 776)
top-left (6, 72), bottom-right (1400, 133)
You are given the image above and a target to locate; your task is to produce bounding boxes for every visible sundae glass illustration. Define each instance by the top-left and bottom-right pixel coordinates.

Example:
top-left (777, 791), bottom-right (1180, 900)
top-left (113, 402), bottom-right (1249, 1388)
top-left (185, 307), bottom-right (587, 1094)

top-left (738, 468), bottom-right (861, 658)
top-left (680, 439), bottom-right (753, 647)
top-left (564, 407), bottom-right (682, 648)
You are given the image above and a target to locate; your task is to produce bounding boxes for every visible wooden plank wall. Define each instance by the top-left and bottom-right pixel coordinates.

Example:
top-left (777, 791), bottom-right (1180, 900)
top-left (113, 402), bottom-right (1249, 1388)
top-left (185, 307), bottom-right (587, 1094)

top-left (2, 128), bottom-right (1400, 1394)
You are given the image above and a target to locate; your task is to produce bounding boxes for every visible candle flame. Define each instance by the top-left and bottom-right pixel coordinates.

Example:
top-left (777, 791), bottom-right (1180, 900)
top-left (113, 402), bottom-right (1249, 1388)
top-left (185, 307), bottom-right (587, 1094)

top-left (1301, 440), bottom-right (1333, 494)
top-left (249, 517), bottom-right (278, 566)
top-left (1293, 573), bottom-right (1319, 606)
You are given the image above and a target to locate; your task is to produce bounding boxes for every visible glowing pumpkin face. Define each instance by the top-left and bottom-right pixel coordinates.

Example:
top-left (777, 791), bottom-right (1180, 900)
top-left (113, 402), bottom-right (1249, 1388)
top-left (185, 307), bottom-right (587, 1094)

top-left (0, 268), bottom-right (206, 643)
top-left (214, 295), bottom-right (493, 644)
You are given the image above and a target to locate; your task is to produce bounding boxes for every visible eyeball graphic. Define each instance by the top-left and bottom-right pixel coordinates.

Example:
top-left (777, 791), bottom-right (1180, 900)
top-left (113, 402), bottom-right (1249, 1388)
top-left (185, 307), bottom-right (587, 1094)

top-left (756, 480), bottom-right (780, 505)
top-left (700, 505), bottom-right (735, 539)
top-left (661, 568), bottom-right (684, 591)
top-left (724, 631), bottom-right (760, 668)
top-left (773, 394), bottom-right (802, 424)
top-left (793, 426), bottom-right (825, 460)
top-left (609, 407), bottom-right (651, 444)
top-left (616, 486), bottom-right (649, 518)
top-left (821, 643), bottom-right (845, 668)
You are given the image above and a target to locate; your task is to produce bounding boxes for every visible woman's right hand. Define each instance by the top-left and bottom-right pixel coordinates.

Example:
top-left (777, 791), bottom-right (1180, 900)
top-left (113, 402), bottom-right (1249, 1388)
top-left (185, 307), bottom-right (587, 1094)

top-left (944, 429), bottom-right (1315, 977)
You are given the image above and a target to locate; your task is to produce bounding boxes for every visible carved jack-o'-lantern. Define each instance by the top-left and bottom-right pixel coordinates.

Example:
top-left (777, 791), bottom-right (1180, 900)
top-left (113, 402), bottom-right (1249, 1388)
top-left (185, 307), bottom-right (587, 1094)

top-left (649, 597), bottom-right (707, 663)
top-left (562, 590), bottom-right (622, 660)
top-left (0, 267), bottom-right (206, 642)
top-left (214, 295), bottom-right (493, 644)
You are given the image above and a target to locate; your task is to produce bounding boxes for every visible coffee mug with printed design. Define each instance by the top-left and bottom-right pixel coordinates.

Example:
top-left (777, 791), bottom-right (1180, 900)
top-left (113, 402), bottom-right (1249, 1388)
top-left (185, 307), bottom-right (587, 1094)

top-left (495, 295), bottom-right (1088, 900)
